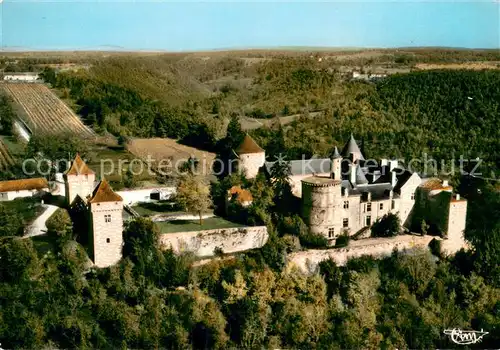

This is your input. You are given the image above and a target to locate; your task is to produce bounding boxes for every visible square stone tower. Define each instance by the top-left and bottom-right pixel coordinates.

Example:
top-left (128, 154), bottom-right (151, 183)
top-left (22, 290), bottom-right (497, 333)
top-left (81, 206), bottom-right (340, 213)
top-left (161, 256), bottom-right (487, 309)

top-left (88, 179), bottom-right (124, 268)
top-left (64, 154), bottom-right (95, 206)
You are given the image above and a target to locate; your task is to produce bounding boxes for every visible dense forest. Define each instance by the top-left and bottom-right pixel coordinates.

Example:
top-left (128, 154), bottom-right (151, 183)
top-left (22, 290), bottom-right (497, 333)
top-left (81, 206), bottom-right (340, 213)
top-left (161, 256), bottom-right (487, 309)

top-left (1, 178), bottom-right (500, 348)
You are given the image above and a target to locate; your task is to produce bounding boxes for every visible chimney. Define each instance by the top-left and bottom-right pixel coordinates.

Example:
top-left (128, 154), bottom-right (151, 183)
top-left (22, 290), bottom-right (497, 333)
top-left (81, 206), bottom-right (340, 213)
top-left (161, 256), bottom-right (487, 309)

top-left (381, 159), bottom-right (388, 167)
top-left (443, 179), bottom-right (449, 187)
top-left (349, 163), bottom-right (356, 185)
top-left (456, 194), bottom-right (460, 200)
top-left (389, 189), bottom-right (393, 198)
top-left (391, 171), bottom-right (397, 187)
top-left (367, 192), bottom-right (372, 202)
top-left (389, 160), bottom-right (398, 171)
top-left (344, 188), bottom-right (349, 197)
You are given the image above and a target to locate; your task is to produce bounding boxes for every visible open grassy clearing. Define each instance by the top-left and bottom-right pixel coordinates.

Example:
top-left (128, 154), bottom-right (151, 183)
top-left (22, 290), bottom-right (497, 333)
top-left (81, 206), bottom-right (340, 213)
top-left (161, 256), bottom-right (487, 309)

top-left (155, 216), bottom-right (243, 234)
top-left (87, 145), bottom-right (159, 188)
top-left (126, 138), bottom-right (216, 177)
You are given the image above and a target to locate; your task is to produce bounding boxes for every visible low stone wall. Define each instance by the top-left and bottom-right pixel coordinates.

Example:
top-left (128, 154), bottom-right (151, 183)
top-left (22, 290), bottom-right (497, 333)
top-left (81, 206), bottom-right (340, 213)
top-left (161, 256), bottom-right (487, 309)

top-left (152, 213), bottom-right (215, 222)
top-left (289, 234), bottom-right (445, 274)
top-left (159, 226), bottom-right (268, 257)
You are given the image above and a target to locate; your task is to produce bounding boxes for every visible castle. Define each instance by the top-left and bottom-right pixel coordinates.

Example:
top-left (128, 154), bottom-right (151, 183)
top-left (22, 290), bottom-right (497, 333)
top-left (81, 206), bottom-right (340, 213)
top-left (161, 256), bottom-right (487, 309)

top-left (236, 134), bottom-right (467, 244)
top-left (64, 154), bottom-right (124, 268)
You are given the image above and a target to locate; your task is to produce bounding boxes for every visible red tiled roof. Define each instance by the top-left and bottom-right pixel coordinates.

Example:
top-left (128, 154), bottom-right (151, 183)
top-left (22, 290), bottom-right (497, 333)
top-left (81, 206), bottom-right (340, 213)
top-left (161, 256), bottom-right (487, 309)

top-left (236, 135), bottom-right (264, 154)
top-left (228, 185), bottom-right (253, 203)
top-left (0, 178), bottom-right (48, 192)
top-left (89, 179), bottom-right (122, 203)
top-left (66, 154), bottom-right (94, 176)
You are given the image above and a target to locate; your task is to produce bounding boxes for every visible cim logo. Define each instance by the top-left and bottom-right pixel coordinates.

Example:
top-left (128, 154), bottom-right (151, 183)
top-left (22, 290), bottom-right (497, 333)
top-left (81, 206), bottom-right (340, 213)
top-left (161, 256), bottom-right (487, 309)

top-left (443, 328), bottom-right (489, 345)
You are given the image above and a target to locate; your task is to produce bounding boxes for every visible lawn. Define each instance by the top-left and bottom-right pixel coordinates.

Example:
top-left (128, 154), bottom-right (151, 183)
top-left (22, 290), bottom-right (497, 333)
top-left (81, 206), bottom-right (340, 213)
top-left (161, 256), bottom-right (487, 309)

top-left (131, 201), bottom-right (180, 216)
top-left (156, 216), bottom-right (244, 234)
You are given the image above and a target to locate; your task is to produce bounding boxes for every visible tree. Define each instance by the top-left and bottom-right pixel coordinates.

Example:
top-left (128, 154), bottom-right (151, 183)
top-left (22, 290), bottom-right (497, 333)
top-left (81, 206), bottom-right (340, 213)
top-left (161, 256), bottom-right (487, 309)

top-left (371, 213), bottom-right (401, 238)
top-left (176, 174), bottom-right (212, 225)
top-left (26, 134), bottom-right (90, 177)
top-left (0, 203), bottom-right (23, 237)
top-left (46, 208), bottom-right (73, 243)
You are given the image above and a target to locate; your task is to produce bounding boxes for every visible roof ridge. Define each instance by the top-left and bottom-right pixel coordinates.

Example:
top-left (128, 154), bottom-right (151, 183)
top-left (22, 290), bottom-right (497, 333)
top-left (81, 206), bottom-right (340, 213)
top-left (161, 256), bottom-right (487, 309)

top-left (66, 153), bottom-right (95, 176)
top-left (89, 179), bottom-right (122, 203)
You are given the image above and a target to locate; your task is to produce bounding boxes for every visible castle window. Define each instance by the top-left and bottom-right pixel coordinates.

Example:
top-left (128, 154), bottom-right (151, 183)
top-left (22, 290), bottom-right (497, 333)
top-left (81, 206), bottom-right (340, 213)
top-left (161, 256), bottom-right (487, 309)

top-left (328, 227), bottom-right (335, 238)
top-left (105, 214), bottom-right (111, 223)
top-left (366, 216), bottom-right (372, 226)
top-left (366, 203), bottom-right (372, 212)
top-left (343, 218), bottom-right (349, 228)
top-left (343, 201), bottom-right (349, 209)
top-left (106, 238), bottom-right (110, 243)
top-left (379, 203), bottom-right (384, 210)
top-left (411, 192), bottom-right (415, 200)
top-left (391, 200), bottom-right (395, 210)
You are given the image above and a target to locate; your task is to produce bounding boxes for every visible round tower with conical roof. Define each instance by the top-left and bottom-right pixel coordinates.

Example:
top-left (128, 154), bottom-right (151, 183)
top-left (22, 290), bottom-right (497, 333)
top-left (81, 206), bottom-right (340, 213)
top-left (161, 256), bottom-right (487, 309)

top-left (235, 134), bottom-right (266, 179)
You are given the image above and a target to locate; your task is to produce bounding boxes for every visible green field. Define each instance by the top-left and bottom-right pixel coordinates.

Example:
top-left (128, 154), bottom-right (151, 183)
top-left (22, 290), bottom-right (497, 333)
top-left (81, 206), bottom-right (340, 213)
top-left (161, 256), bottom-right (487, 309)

top-left (155, 216), bottom-right (243, 234)
top-left (88, 145), bottom-right (159, 188)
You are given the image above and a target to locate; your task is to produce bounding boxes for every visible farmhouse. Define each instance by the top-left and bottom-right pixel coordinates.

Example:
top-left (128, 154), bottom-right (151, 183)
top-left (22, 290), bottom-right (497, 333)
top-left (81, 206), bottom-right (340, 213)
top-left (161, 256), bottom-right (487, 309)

top-left (0, 178), bottom-right (49, 201)
top-left (238, 134), bottom-right (467, 245)
top-left (3, 72), bottom-right (40, 82)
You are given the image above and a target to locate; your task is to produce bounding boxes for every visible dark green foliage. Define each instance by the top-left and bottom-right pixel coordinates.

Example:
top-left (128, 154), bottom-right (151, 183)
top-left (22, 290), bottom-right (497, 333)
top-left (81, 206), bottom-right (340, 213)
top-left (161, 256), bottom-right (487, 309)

top-left (46, 208), bottom-right (73, 244)
top-left (335, 232), bottom-right (350, 247)
top-left (0, 93), bottom-right (15, 135)
top-left (371, 213), bottom-right (401, 238)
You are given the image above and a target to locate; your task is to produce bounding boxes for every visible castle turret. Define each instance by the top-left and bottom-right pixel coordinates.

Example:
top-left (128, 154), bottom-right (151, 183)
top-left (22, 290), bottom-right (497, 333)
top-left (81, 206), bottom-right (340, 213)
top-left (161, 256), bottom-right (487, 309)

top-left (88, 179), bottom-right (123, 268)
top-left (341, 134), bottom-right (364, 163)
top-left (235, 134), bottom-right (266, 179)
top-left (64, 154), bottom-right (95, 206)
top-left (301, 176), bottom-right (342, 240)
top-left (330, 146), bottom-right (342, 180)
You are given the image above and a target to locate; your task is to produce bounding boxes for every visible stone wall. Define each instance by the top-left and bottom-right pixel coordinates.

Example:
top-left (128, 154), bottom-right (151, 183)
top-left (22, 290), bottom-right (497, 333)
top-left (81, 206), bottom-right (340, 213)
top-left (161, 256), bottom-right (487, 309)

top-left (288, 234), bottom-right (465, 274)
top-left (159, 226), bottom-right (268, 257)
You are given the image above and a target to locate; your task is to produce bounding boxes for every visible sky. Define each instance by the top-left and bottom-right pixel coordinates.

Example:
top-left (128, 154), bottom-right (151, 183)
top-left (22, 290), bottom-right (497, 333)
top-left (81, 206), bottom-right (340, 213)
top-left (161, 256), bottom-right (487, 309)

top-left (1, 0), bottom-right (499, 51)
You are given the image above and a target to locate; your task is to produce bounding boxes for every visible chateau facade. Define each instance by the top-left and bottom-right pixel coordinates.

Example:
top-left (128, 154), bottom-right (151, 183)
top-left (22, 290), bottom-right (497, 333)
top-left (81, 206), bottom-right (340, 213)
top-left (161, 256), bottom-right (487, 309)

top-left (64, 155), bottom-right (124, 268)
top-left (238, 134), bottom-right (467, 244)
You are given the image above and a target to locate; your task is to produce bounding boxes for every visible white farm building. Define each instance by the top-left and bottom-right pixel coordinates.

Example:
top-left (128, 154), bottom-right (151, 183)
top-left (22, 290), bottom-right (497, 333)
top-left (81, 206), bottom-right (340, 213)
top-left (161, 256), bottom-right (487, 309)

top-left (0, 178), bottom-right (49, 201)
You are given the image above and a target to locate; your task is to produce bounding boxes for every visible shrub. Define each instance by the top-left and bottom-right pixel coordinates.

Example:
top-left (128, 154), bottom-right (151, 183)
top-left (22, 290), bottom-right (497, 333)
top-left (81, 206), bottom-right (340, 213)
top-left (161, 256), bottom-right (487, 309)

top-left (371, 213), bottom-right (401, 238)
top-left (335, 233), bottom-right (350, 248)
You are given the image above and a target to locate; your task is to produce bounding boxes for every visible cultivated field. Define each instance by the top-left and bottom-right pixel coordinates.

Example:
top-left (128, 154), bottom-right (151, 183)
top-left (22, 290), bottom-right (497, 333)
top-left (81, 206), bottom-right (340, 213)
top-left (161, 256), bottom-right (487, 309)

top-left (127, 138), bottom-right (216, 176)
top-left (0, 139), bottom-right (15, 170)
top-left (1, 83), bottom-right (95, 138)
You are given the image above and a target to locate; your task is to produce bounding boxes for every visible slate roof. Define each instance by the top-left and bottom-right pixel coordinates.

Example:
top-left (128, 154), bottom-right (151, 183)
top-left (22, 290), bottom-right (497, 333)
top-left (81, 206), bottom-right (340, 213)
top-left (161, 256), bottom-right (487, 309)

top-left (66, 154), bottom-right (95, 176)
top-left (0, 178), bottom-right (48, 193)
top-left (236, 135), bottom-right (265, 154)
top-left (330, 146), bottom-right (342, 159)
top-left (89, 179), bottom-right (123, 203)
top-left (341, 134), bottom-right (365, 160)
top-left (391, 170), bottom-right (413, 194)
